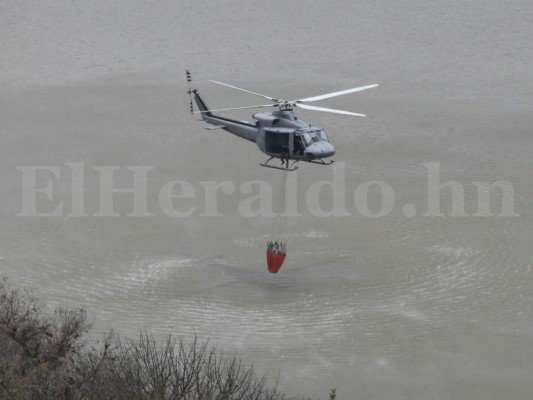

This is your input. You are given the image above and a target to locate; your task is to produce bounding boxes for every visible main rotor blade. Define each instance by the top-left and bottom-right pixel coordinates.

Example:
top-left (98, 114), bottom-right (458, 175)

top-left (208, 80), bottom-right (278, 101)
top-left (297, 84), bottom-right (379, 102)
top-left (193, 104), bottom-right (274, 113)
top-left (296, 103), bottom-right (366, 117)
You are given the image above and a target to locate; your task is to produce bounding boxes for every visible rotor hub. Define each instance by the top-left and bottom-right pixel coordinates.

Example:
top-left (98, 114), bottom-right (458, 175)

top-left (278, 102), bottom-right (294, 111)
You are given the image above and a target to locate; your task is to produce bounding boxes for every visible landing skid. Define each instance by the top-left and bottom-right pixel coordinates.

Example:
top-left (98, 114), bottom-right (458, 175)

top-left (259, 157), bottom-right (299, 172)
top-left (304, 159), bottom-right (335, 166)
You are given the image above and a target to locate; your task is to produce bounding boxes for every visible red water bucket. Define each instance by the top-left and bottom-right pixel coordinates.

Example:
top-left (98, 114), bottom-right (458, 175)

top-left (267, 250), bottom-right (286, 273)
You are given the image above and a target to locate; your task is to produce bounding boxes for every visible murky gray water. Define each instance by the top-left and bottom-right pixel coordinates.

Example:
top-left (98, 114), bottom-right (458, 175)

top-left (1, 1), bottom-right (533, 398)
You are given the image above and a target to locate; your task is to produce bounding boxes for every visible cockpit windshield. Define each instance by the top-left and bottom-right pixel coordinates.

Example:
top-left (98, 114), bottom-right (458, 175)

top-left (298, 129), bottom-right (328, 146)
top-left (316, 129), bottom-right (328, 141)
top-left (298, 130), bottom-right (319, 146)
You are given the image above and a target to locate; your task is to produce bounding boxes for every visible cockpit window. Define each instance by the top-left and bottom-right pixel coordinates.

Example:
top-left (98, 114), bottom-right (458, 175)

top-left (316, 129), bottom-right (328, 141)
top-left (300, 130), bottom-right (319, 146)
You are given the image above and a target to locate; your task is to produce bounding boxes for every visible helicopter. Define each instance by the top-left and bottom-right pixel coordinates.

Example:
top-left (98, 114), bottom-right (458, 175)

top-left (186, 70), bottom-right (378, 171)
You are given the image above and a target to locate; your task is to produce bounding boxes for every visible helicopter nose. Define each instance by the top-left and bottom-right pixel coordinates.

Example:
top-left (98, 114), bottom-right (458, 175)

top-left (306, 142), bottom-right (336, 159)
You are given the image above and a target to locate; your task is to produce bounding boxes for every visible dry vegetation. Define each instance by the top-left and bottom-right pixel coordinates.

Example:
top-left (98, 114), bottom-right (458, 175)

top-left (0, 277), bottom-right (310, 399)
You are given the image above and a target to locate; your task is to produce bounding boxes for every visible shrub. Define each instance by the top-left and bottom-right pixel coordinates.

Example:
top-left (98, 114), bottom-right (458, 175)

top-left (0, 278), bottom-right (297, 399)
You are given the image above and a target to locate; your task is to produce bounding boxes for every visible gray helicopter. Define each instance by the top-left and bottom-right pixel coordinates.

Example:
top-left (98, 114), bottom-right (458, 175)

top-left (186, 70), bottom-right (378, 171)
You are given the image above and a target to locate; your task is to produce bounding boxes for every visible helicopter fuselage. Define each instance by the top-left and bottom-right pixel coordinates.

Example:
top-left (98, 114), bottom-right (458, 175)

top-left (192, 90), bottom-right (336, 169)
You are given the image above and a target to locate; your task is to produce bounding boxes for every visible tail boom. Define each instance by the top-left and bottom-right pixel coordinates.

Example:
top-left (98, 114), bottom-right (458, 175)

top-left (190, 89), bottom-right (258, 142)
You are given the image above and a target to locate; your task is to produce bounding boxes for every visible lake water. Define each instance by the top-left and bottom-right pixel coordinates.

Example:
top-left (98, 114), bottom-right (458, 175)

top-left (1, 1), bottom-right (533, 398)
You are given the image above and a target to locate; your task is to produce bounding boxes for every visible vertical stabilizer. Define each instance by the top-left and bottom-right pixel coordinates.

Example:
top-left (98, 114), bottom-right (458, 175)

top-left (186, 69), bottom-right (212, 119)
top-left (192, 91), bottom-right (212, 118)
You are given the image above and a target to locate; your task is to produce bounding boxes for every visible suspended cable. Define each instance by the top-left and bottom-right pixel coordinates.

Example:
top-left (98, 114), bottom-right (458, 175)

top-left (267, 170), bottom-right (289, 273)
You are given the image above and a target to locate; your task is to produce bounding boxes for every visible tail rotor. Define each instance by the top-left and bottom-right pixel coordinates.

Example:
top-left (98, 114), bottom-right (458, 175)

top-left (186, 70), bottom-right (194, 114)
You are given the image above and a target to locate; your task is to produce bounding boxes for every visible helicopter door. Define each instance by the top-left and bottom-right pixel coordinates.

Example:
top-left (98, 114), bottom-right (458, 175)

top-left (264, 130), bottom-right (290, 154)
top-left (292, 133), bottom-right (306, 156)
